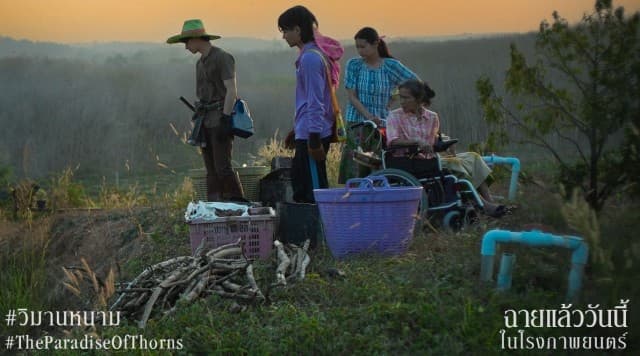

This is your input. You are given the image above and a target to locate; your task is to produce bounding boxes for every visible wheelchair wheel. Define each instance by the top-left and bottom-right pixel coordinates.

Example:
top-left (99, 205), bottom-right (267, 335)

top-left (368, 168), bottom-right (429, 232)
top-left (463, 205), bottom-right (479, 227)
top-left (442, 210), bottom-right (463, 231)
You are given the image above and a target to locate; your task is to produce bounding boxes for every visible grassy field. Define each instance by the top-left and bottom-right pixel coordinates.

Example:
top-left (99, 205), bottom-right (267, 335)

top-left (1, 163), bottom-right (638, 354)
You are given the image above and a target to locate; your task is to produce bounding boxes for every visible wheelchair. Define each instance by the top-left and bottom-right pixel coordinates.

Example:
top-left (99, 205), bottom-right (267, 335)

top-left (350, 120), bottom-right (483, 231)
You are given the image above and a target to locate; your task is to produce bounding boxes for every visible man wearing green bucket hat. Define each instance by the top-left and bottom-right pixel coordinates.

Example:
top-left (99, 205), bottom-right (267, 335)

top-left (168, 19), bottom-right (245, 201)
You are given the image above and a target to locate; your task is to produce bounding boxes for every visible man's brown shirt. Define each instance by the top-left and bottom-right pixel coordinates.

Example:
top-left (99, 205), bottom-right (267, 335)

top-left (196, 46), bottom-right (235, 128)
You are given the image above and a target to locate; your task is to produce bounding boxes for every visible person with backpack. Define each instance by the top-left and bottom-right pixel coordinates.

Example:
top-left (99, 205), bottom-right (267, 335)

top-left (279, 5), bottom-right (343, 203)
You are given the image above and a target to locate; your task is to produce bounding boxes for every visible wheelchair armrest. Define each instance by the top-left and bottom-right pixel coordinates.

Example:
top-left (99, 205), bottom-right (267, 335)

top-left (433, 138), bottom-right (459, 152)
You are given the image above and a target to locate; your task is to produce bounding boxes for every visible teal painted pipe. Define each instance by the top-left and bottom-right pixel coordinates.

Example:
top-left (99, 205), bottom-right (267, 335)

top-left (480, 229), bottom-right (589, 300)
top-left (482, 155), bottom-right (521, 200)
top-left (497, 253), bottom-right (515, 291)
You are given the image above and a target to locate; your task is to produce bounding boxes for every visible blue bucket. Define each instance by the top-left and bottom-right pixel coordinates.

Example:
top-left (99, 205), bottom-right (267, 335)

top-left (313, 176), bottom-right (423, 258)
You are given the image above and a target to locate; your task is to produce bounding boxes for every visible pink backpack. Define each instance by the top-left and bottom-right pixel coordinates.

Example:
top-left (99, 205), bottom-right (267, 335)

top-left (313, 29), bottom-right (344, 87)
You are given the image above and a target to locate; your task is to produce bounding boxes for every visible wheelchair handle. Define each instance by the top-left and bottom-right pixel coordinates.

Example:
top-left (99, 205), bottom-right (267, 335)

top-left (349, 119), bottom-right (385, 130)
top-left (366, 175), bottom-right (391, 188)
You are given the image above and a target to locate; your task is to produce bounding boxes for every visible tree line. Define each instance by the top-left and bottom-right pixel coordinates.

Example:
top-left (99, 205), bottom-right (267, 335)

top-left (0, 34), bottom-right (540, 179)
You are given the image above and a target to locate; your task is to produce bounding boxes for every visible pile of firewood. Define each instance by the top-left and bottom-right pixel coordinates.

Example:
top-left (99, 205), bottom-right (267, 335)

top-left (104, 238), bottom-right (310, 328)
top-left (273, 239), bottom-right (310, 285)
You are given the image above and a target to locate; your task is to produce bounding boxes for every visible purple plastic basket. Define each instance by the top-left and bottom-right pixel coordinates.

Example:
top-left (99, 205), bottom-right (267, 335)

top-left (313, 176), bottom-right (423, 258)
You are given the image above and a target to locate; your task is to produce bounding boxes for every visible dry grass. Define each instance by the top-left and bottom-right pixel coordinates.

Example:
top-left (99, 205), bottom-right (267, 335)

top-left (326, 143), bottom-right (342, 187)
top-left (560, 187), bottom-right (600, 242)
top-left (12, 179), bottom-right (36, 220)
top-left (560, 187), bottom-right (611, 271)
top-left (62, 258), bottom-right (116, 311)
top-left (0, 217), bottom-right (53, 335)
top-left (256, 133), bottom-right (342, 187)
top-left (49, 166), bottom-right (90, 210)
top-left (163, 176), bottom-right (195, 210)
top-left (256, 131), bottom-right (293, 166)
top-left (97, 179), bottom-right (149, 209)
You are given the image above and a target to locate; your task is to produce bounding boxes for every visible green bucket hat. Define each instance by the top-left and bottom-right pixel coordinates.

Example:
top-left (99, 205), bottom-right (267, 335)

top-left (167, 19), bottom-right (221, 44)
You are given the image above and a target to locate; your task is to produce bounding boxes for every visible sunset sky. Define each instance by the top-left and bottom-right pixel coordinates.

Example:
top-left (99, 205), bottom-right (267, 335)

top-left (1, 0), bottom-right (639, 43)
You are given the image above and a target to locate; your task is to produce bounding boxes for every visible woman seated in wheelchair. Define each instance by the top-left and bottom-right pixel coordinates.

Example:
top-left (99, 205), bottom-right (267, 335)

top-left (385, 79), bottom-right (506, 218)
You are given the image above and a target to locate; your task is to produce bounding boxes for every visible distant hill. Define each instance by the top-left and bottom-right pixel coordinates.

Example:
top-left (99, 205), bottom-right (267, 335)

top-left (0, 32), bottom-right (529, 59)
top-left (389, 32), bottom-right (530, 43)
top-left (71, 37), bottom-right (289, 53)
top-left (0, 36), bottom-right (75, 58)
top-left (0, 36), bottom-right (288, 60)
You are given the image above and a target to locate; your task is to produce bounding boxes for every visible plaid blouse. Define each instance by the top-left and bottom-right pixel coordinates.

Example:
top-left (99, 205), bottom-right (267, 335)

top-left (386, 107), bottom-right (440, 157)
top-left (344, 57), bottom-right (418, 123)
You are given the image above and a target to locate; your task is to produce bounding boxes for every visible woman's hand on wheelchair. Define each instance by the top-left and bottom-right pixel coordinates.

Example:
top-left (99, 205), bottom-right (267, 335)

top-left (369, 116), bottom-right (382, 126)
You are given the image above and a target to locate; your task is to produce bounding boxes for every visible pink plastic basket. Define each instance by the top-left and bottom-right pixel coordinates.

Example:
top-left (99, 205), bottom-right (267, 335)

top-left (313, 176), bottom-right (423, 258)
top-left (187, 212), bottom-right (275, 260)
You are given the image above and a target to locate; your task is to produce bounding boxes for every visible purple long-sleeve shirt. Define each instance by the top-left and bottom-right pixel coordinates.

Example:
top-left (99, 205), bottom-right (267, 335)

top-left (294, 42), bottom-right (333, 140)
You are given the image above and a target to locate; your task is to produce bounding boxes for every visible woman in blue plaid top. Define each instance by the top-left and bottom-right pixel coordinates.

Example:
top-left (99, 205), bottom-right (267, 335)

top-left (339, 27), bottom-right (419, 183)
